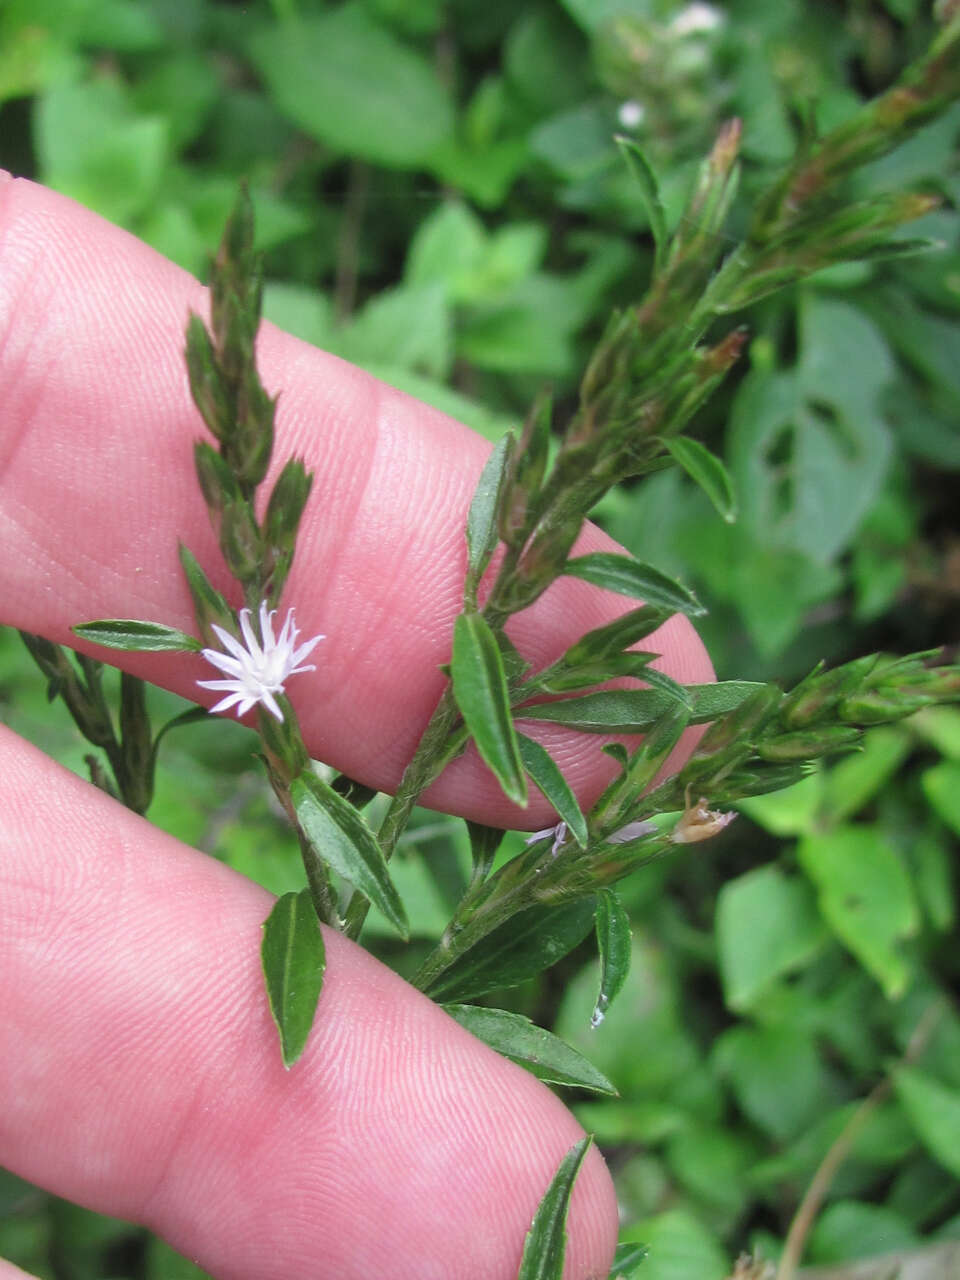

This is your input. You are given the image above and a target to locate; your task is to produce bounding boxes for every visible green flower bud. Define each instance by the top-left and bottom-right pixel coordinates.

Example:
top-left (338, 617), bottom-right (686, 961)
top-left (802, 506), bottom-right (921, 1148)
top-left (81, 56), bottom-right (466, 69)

top-left (756, 725), bottom-right (861, 761)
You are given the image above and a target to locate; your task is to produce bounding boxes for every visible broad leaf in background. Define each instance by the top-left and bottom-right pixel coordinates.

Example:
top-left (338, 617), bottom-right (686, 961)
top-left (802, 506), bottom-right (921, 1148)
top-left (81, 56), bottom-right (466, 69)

top-left (261, 888), bottom-right (326, 1069)
top-left (36, 76), bottom-right (168, 225)
top-left (443, 1005), bottom-right (617, 1096)
top-left (291, 773), bottom-right (408, 938)
top-left (797, 825), bottom-right (920, 998)
top-left (517, 1137), bottom-right (592, 1280)
top-left (716, 864), bottom-right (827, 1011)
top-left (249, 5), bottom-right (453, 168)
top-left (895, 1063), bottom-right (960, 1180)
top-left (729, 296), bottom-right (894, 566)
top-left (451, 611), bottom-right (527, 806)
top-left (592, 888), bottom-right (632, 1028)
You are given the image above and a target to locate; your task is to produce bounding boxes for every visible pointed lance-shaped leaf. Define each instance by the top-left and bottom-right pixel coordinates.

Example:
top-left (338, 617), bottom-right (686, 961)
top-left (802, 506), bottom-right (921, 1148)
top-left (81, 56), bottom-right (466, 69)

top-left (465, 432), bottom-right (515, 596)
top-left (562, 553), bottom-right (705, 617)
top-left (451, 611), bottom-right (527, 807)
top-left (498, 390), bottom-right (551, 548)
top-left (265, 458), bottom-right (313, 558)
top-left (178, 543), bottom-right (237, 645)
top-left (466, 821), bottom-right (503, 884)
top-left (517, 1137), bottom-right (593, 1280)
top-left (562, 605), bottom-right (669, 667)
top-left (516, 734), bottom-right (588, 849)
top-left (518, 681), bottom-right (765, 734)
top-left (443, 1005), bottom-right (617, 1096)
top-left (185, 313), bottom-right (230, 442)
top-left (291, 772), bottom-right (408, 939)
top-left (194, 440), bottom-right (240, 518)
top-left (72, 619), bottom-right (203, 653)
top-left (662, 436), bottom-right (737, 524)
top-left (219, 496), bottom-right (263, 583)
top-left (615, 135), bottom-right (667, 274)
top-left (592, 889), bottom-right (632, 1029)
top-left (261, 888), bottom-right (326, 1069)
top-left (526, 651), bottom-right (659, 696)
top-left (610, 1243), bottom-right (649, 1277)
top-left (420, 897), bottom-right (597, 1003)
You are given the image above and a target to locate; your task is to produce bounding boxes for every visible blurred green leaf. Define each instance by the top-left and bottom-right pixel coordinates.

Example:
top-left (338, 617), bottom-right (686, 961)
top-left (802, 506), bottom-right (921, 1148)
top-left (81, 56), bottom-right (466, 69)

top-left (249, 5), bottom-right (453, 168)
top-left (798, 826), bottom-right (920, 998)
top-left (922, 759), bottom-right (960, 836)
top-left (340, 282), bottom-right (452, 378)
top-left (36, 75), bottom-right (168, 224)
top-left (260, 889), bottom-right (326, 1069)
top-left (895, 1064), bottom-right (960, 1180)
top-left (291, 772), bottom-right (408, 938)
top-left (806, 1200), bottom-right (919, 1264)
top-left (517, 1137), bottom-right (592, 1280)
top-left (451, 611), bottom-right (527, 807)
top-left (617, 1210), bottom-right (728, 1280)
top-left (714, 1023), bottom-right (832, 1142)
top-left (444, 1004), bottom-right (617, 1095)
top-left (716, 865), bottom-right (827, 1011)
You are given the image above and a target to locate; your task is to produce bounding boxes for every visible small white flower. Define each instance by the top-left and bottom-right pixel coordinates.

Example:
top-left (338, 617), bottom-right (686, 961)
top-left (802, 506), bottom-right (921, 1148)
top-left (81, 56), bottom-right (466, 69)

top-left (197, 601), bottom-right (324, 722)
top-left (670, 2), bottom-right (723, 36)
top-left (617, 99), bottom-right (645, 130)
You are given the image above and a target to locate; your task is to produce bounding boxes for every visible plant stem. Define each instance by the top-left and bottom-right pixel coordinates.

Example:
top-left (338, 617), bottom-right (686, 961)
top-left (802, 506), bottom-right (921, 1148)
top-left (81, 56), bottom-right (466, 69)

top-left (342, 687), bottom-right (464, 939)
top-left (775, 1002), bottom-right (944, 1280)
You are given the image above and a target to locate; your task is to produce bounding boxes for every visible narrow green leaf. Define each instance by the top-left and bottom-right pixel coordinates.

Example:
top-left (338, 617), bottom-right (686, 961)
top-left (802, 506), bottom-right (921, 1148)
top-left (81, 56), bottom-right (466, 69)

top-left (291, 772), bottom-right (409, 938)
top-left (421, 897), bottom-right (597, 1002)
top-left (518, 682), bottom-right (766, 733)
top-left (562, 606), bottom-right (669, 667)
top-left (260, 889), bottom-right (326, 1069)
top-left (465, 433), bottom-right (514, 586)
top-left (525, 651), bottom-right (661, 697)
top-left (562, 553), bottom-right (705, 617)
top-left (178, 543), bottom-right (236, 642)
top-left (451, 611), bottom-right (527, 806)
top-left (517, 734), bottom-right (588, 848)
top-left (662, 436), bottom-right (737, 524)
top-left (610, 1242), bottom-right (649, 1277)
top-left (517, 1137), bottom-right (593, 1280)
top-left (894, 1064), bottom-right (960, 1179)
top-left (466, 821), bottom-right (503, 883)
top-left (615, 135), bottom-right (667, 273)
top-left (72, 619), bottom-right (202, 652)
top-left (592, 889), bottom-right (632, 1028)
top-left (443, 1005), bottom-right (617, 1096)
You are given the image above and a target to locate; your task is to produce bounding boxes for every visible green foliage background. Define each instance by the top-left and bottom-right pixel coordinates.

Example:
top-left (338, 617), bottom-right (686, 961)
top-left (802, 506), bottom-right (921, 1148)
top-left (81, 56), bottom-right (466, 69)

top-left (1, 0), bottom-right (959, 1276)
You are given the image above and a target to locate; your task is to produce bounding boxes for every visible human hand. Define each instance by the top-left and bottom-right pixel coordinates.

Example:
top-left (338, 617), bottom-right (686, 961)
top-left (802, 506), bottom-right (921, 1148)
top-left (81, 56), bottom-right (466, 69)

top-left (0, 173), bottom-right (712, 1280)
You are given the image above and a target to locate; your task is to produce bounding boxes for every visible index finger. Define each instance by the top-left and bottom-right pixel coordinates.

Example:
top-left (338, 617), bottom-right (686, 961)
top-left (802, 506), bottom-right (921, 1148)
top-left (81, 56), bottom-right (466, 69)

top-left (0, 173), bottom-right (712, 827)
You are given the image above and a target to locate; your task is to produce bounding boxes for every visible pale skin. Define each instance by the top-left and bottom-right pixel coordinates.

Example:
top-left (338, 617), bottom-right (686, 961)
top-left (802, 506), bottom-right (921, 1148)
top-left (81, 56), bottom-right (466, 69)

top-left (0, 173), bottom-right (714, 1280)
